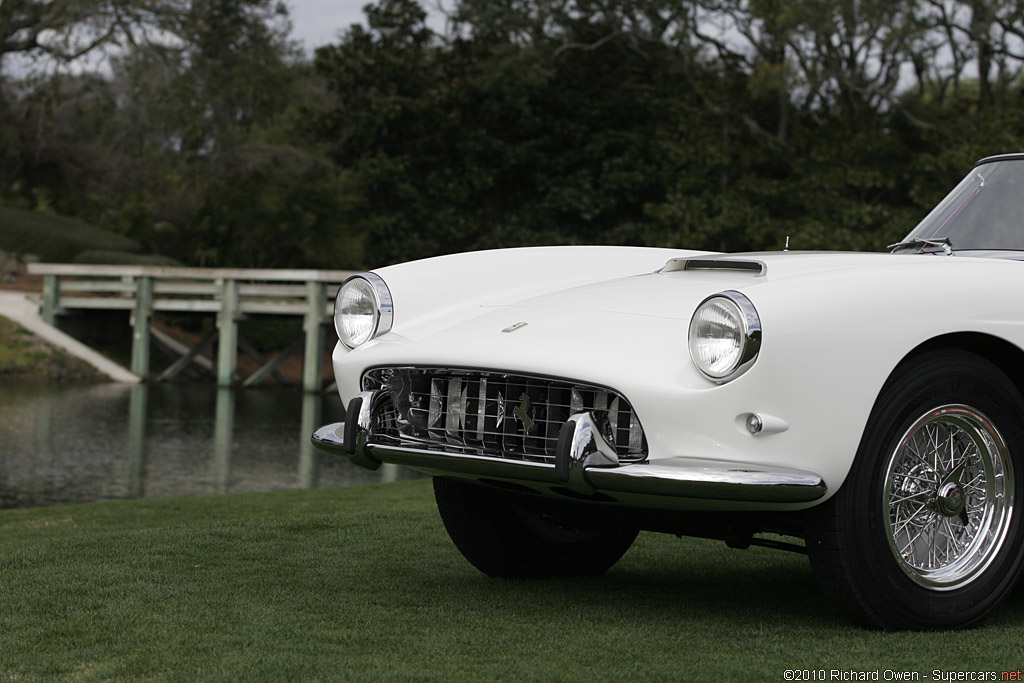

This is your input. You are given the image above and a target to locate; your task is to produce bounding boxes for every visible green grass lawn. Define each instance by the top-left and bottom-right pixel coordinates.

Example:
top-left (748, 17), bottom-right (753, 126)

top-left (2, 479), bottom-right (1022, 681)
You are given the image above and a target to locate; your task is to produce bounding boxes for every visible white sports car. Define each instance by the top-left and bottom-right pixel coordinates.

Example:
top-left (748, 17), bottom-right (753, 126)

top-left (313, 153), bottom-right (1024, 629)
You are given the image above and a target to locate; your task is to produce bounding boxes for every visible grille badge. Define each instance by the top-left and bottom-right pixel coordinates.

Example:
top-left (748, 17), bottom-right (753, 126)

top-left (495, 391), bottom-right (505, 427)
top-left (514, 392), bottom-right (535, 434)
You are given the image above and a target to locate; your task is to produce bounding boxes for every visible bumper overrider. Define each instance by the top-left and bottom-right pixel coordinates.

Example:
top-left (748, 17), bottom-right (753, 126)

top-left (312, 391), bottom-right (828, 508)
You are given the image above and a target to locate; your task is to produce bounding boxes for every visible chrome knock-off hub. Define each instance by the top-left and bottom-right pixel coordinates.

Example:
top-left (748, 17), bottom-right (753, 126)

top-left (935, 481), bottom-right (966, 518)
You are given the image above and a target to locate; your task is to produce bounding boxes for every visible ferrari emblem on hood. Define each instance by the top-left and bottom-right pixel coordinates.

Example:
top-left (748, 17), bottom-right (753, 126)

top-left (502, 322), bottom-right (528, 333)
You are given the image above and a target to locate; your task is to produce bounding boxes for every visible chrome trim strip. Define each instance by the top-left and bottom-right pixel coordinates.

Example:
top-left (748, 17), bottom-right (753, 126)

top-left (662, 257), bottom-right (767, 277)
top-left (683, 259), bottom-right (767, 276)
top-left (311, 422), bottom-right (827, 505)
top-left (363, 272), bottom-right (394, 337)
top-left (371, 443), bottom-right (559, 484)
top-left (336, 272), bottom-right (394, 349)
top-left (584, 462), bottom-right (826, 503)
top-left (975, 153), bottom-right (1024, 167)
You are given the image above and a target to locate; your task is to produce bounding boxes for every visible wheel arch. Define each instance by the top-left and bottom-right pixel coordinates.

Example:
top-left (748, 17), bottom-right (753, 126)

top-left (841, 331), bottom-right (1024, 499)
top-left (892, 332), bottom-right (1024, 400)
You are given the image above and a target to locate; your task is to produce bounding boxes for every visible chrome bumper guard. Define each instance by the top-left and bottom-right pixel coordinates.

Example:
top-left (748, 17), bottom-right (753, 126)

top-left (311, 393), bottom-right (827, 505)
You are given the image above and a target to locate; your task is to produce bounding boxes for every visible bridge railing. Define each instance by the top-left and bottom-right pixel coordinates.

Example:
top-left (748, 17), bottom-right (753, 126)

top-left (27, 263), bottom-right (359, 391)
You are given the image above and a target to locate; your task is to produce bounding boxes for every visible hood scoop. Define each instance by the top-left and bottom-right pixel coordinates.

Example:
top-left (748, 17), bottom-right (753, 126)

top-left (662, 257), bottom-right (767, 277)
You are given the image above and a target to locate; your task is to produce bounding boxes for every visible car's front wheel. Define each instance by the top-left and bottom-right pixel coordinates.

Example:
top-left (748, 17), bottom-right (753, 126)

top-left (433, 477), bottom-right (638, 578)
top-left (807, 350), bottom-right (1024, 629)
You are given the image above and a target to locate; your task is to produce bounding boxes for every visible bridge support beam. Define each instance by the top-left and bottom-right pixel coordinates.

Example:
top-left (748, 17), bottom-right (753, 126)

top-left (217, 279), bottom-right (240, 387)
top-left (42, 275), bottom-right (59, 325)
top-left (130, 276), bottom-right (153, 378)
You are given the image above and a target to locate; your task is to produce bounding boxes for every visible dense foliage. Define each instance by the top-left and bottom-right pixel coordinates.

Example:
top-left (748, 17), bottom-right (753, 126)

top-left (4, 0), bottom-right (1024, 269)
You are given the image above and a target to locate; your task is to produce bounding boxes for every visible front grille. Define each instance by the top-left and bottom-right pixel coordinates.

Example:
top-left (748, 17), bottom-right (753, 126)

top-left (362, 367), bottom-right (647, 464)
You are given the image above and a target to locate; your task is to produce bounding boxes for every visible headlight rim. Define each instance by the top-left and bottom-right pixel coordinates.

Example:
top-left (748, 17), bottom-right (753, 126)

top-left (688, 290), bottom-right (761, 383)
top-left (336, 272), bottom-right (394, 349)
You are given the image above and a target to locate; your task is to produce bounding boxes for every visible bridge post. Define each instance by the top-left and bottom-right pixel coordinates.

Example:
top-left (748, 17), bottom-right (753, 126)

top-left (130, 276), bottom-right (153, 377)
top-left (42, 274), bottom-right (59, 325)
top-left (302, 280), bottom-right (326, 393)
top-left (217, 278), bottom-right (239, 387)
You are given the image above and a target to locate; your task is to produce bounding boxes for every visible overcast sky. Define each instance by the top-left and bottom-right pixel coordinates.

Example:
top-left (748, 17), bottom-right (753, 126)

top-left (286, 1), bottom-right (447, 53)
top-left (1, 2), bottom-right (435, 76)
top-left (286, 1), bottom-right (367, 51)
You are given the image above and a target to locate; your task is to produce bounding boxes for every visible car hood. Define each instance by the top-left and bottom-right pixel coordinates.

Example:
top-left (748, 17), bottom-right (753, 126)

top-left (366, 252), bottom-right (906, 364)
top-left (477, 251), bottom-right (908, 320)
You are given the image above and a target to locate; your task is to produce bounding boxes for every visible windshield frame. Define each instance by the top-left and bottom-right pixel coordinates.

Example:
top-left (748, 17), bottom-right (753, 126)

top-left (892, 154), bottom-right (1024, 255)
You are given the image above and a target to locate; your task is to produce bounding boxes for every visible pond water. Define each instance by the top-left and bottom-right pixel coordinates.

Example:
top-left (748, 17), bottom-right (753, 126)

top-left (0, 382), bottom-right (419, 509)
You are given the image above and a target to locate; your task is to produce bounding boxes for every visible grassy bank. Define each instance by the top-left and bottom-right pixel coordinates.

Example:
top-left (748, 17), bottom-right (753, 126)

top-left (2, 479), bottom-right (1022, 681)
top-left (0, 206), bottom-right (179, 265)
top-left (0, 316), bottom-right (102, 381)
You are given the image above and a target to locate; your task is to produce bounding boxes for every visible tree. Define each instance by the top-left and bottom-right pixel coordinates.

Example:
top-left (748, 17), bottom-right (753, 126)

top-left (0, 0), bottom-right (307, 266)
top-left (187, 144), bottom-right (359, 268)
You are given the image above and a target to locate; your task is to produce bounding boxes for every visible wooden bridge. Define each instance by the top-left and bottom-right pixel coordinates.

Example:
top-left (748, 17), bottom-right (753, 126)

top-left (28, 263), bottom-right (358, 392)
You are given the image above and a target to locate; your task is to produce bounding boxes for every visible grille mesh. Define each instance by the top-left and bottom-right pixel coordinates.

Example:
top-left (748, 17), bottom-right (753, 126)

top-left (362, 367), bottom-right (647, 464)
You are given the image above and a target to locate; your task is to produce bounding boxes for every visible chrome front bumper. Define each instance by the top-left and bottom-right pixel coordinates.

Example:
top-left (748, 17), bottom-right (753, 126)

top-left (312, 395), bottom-right (828, 508)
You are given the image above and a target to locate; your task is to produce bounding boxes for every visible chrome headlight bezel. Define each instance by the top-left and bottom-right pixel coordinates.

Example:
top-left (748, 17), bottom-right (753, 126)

top-left (336, 273), bottom-right (394, 349)
top-left (688, 290), bottom-right (761, 383)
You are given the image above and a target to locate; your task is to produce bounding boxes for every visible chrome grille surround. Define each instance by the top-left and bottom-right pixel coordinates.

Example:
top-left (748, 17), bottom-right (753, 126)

top-left (361, 367), bottom-right (648, 464)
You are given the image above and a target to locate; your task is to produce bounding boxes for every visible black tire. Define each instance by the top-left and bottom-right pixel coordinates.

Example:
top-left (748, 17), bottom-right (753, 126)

top-left (433, 477), bottom-right (638, 578)
top-left (807, 350), bottom-right (1024, 629)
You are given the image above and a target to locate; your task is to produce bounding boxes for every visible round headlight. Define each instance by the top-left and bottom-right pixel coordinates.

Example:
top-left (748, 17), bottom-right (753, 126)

top-left (336, 274), bottom-right (393, 349)
top-left (688, 291), bottom-right (761, 382)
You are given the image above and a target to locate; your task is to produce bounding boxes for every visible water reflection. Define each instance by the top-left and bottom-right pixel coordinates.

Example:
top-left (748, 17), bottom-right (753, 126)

top-left (213, 387), bottom-right (234, 494)
top-left (0, 383), bottom-right (419, 509)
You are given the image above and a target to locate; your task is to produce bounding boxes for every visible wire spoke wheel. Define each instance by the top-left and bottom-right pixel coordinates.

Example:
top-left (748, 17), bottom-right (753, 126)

top-left (807, 351), bottom-right (1024, 629)
top-left (884, 405), bottom-right (1014, 590)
